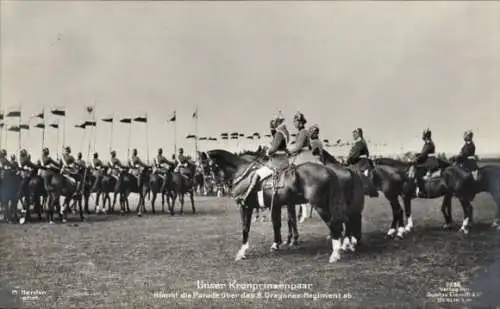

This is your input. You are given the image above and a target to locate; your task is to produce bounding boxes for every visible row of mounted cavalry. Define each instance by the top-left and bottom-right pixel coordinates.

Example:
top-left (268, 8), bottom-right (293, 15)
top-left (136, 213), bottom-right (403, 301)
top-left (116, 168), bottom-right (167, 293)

top-left (1, 118), bottom-right (499, 263)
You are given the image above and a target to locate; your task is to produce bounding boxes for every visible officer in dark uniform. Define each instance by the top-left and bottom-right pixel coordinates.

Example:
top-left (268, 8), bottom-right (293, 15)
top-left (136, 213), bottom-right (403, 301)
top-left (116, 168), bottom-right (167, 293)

top-left (236, 114), bottom-right (289, 205)
top-left (308, 124), bottom-right (323, 157)
top-left (10, 154), bottom-right (20, 170)
top-left (19, 149), bottom-right (38, 170)
top-left (109, 150), bottom-right (127, 180)
top-left (413, 128), bottom-right (440, 197)
top-left (0, 149), bottom-right (14, 170)
top-left (91, 153), bottom-right (104, 170)
top-left (40, 148), bottom-right (61, 191)
top-left (346, 128), bottom-right (379, 197)
top-left (454, 130), bottom-right (478, 173)
top-left (288, 112), bottom-right (310, 156)
top-left (76, 152), bottom-right (86, 167)
top-left (346, 128), bottom-right (371, 171)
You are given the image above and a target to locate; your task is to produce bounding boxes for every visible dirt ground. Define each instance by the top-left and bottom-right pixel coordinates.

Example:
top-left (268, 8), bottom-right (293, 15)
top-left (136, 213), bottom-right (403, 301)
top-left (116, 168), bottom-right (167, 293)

top-left (1, 191), bottom-right (499, 309)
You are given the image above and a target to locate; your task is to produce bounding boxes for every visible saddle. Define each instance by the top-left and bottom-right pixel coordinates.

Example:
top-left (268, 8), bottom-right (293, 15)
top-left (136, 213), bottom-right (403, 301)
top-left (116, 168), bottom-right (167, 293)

top-left (261, 164), bottom-right (296, 190)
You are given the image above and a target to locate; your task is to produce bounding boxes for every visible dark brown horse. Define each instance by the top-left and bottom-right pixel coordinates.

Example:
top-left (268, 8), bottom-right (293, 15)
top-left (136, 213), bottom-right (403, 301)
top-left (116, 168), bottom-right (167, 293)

top-left (148, 169), bottom-right (172, 214)
top-left (0, 168), bottom-right (22, 223)
top-left (371, 156), bottom-right (498, 237)
top-left (45, 169), bottom-right (85, 223)
top-left (19, 168), bottom-right (45, 223)
top-left (207, 149), bottom-right (360, 263)
top-left (169, 162), bottom-right (196, 215)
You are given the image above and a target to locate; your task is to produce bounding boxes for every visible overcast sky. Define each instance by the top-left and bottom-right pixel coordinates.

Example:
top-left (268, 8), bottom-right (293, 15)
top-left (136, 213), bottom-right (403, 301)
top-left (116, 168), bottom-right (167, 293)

top-left (1, 1), bottom-right (499, 160)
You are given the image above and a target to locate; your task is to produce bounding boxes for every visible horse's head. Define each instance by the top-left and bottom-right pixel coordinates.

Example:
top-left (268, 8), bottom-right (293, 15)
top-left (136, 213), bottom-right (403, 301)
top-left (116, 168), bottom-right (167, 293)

top-left (206, 149), bottom-right (251, 181)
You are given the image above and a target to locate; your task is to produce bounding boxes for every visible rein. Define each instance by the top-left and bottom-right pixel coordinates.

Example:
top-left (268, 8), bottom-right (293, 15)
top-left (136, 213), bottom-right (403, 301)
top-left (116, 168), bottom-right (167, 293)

top-left (230, 158), bottom-right (265, 187)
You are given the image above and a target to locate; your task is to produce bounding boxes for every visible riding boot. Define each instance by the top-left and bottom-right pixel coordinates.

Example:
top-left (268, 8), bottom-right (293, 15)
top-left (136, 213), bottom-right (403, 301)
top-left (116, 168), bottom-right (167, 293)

top-left (236, 173), bottom-right (260, 205)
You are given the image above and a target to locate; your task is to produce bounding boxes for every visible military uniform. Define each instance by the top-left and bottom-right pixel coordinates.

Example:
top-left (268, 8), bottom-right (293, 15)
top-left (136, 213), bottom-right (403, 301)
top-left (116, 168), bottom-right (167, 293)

top-left (91, 157), bottom-right (104, 170)
top-left (308, 125), bottom-right (323, 157)
top-left (346, 138), bottom-right (371, 172)
top-left (154, 154), bottom-right (173, 173)
top-left (0, 155), bottom-right (14, 170)
top-left (456, 141), bottom-right (478, 172)
top-left (40, 151), bottom-right (60, 191)
top-left (20, 152), bottom-right (38, 171)
top-left (109, 156), bottom-right (127, 179)
top-left (415, 140), bottom-right (439, 175)
top-left (236, 116), bottom-right (289, 205)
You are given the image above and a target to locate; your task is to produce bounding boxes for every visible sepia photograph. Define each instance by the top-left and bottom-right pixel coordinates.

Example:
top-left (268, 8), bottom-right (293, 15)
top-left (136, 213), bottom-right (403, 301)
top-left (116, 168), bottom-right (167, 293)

top-left (1, 1), bottom-right (499, 308)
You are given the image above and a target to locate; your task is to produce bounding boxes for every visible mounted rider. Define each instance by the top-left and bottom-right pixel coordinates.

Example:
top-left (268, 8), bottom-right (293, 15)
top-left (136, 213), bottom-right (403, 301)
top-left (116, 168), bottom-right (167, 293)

top-left (9, 154), bottom-right (20, 170)
top-left (90, 152), bottom-right (104, 191)
top-left (346, 128), bottom-right (379, 197)
top-left (19, 149), bottom-right (38, 171)
top-left (76, 152), bottom-right (86, 167)
top-left (40, 147), bottom-right (61, 191)
top-left (0, 149), bottom-right (14, 170)
top-left (288, 112), bottom-right (310, 161)
top-left (174, 148), bottom-right (193, 178)
top-left (453, 130), bottom-right (478, 173)
top-left (154, 148), bottom-right (174, 174)
top-left (61, 146), bottom-right (84, 192)
top-left (308, 124), bottom-right (324, 158)
top-left (236, 113), bottom-right (289, 205)
top-left (130, 148), bottom-right (149, 187)
top-left (412, 128), bottom-right (440, 197)
top-left (108, 150), bottom-right (127, 180)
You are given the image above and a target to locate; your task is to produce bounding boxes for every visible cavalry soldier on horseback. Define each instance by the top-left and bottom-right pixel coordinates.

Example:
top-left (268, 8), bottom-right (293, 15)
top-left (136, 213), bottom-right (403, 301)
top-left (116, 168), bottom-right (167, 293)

top-left (453, 130), bottom-right (478, 173)
top-left (412, 128), bottom-right (440, 197)
top-left (108, 150), bottom-right (127, 180)
top-left (308, 124), bottom-right (324, 158)
top-left (61, 146), bottom-right (84, 193)
top-left (0, 149), bottom-right (14, 170)
top-left (40, 147), bottom-right (61, 191)
top-left (346, 128), bottom-right (379, 197)
top-left (91, 152), bottom-right (104, 170)
top-left (90, 152), bottom-right (104, 191)
top-left (19, 149), bottom-right (38, 171)
top-left (236, 114), bottom-right (289, 205)
top-left (76, 152), bottom-right (86, 167)
top-left (288, 112), bottom-right (310, 158)
top-left (154, 148), bottom-right (174, 173)
top-left (130, 148), bottom-right (149, 187)
top-left (9, 154), bottom-right (20, 170)
top-left (174, 148), bottom-right (192, 176)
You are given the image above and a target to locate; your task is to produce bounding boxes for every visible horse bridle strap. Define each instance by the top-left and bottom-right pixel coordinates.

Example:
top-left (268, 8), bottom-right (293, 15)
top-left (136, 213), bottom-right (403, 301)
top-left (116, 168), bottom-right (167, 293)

top-left (231, 160), bottom-right (263, 187)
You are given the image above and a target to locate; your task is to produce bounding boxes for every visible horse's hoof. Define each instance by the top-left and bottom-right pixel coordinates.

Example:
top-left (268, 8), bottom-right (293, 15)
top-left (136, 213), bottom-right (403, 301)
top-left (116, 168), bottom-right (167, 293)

top-left (443, 224), bottom-right (453, 230)
top-left (329, 254), bottom-right (341, 263)
top-left (235, 255), bottom-right (246, 261)
top-left (270, 243), bottom-right (280, 252)
top-left (62, 219), bottom-right (67, 224)
top-left (458, 227), bottom-right (470, 235)
top-left (137, 213), bottom-right (142, 217)
top-left (49, 221), bottom-right (54, 225)
top-left (19, 217), bottom-right (26, 225)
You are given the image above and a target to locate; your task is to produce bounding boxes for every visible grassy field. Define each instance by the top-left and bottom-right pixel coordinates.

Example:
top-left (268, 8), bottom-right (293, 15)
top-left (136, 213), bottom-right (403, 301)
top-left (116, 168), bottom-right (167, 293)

top-left (1, 192), bottom-right (499, 308)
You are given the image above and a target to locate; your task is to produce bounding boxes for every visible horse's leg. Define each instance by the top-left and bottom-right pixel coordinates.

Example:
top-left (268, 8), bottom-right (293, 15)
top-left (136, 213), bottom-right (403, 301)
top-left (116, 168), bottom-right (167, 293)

top-left (441, 195), bottom-right (453, 229)
top-left (270, 203), bottom-right (283, 252)
top-left (458, 196), bottom-right (473, 234)
top-left (315, 204), bottom-right (343, 263)
top-left (47, 194), bottom-right (54, 223)
top-left (190, 190), bottom-right (195, 214)
top-left (151, 191), bottom-right (156, 214)
top-left (112, 191), bottom-right (118, 213)
top-left (403, 195), bottom-right (414, 232)
top-left (235, 205), bottom-right (254, 261)
top-left (61, 197), bottom-right (68, 223)
top-left (170, 191), bottom-right (176, 216)
top-left (286, 204), bottom-right (299, 246)
top-left (386, 196), bottom-right (404, 239)
top-left (179, 192), bottom-right (185, 215)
